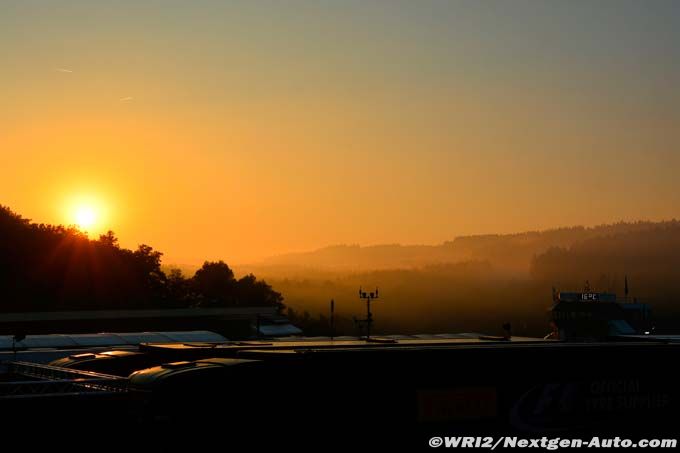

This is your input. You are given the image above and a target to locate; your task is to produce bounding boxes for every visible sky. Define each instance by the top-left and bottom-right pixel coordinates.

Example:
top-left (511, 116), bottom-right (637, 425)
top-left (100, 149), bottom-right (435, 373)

top-left (2, 0), bottom-right (679, 264)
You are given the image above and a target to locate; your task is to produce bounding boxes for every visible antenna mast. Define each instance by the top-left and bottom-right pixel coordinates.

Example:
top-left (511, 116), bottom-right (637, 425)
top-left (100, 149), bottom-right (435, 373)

top-left (357, 287), bottom-right (379, 340)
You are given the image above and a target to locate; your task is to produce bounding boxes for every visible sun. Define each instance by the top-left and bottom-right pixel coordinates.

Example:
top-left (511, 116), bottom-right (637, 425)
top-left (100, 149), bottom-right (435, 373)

top-left (66, 195), bottom-right (108, 234)
top-left (74, 205), bottom-right (98, 230)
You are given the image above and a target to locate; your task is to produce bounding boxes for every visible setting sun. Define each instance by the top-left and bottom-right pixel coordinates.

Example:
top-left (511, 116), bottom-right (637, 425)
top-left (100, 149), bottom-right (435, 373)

top-left (65, 195), bottom-right (109, 234)
top-left (74, 205), bottom-right (97, 230)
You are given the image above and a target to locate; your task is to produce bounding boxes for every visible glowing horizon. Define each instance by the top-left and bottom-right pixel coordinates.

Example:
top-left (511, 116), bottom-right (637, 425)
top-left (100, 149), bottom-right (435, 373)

top-left (2, 1), bottom-right (680, 264)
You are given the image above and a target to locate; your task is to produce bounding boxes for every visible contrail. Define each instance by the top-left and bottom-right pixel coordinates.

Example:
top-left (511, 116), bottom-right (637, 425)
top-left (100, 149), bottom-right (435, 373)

top-left (55, 68), bottom-right (73, 73)
top-left (120, 96), bottom-right (133, 102)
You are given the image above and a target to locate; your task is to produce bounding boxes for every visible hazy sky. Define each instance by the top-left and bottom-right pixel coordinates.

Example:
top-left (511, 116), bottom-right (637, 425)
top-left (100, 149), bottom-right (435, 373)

top-left (2, 0), bottom-right (679, 264)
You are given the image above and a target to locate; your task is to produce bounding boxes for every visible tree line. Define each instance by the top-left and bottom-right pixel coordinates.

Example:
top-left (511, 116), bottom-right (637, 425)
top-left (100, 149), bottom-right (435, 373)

top-left (0, 205), bottom-right (283, 312)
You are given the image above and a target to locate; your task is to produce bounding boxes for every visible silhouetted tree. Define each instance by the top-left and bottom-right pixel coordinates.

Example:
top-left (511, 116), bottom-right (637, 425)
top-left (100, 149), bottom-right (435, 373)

top-left (235, 274), bottom-right (284, 309)
top-left (192, 261), bottom-right (236, 306)
top-left (0, 205), bottom-right (284, 312)
top-left (98, 230), bottom-right (119, 248)
top-left (166, 268), bottom-right (193, 308)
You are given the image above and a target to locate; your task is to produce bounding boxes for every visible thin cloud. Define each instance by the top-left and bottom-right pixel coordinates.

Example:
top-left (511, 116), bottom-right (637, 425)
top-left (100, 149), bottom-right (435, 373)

top-left (55, 68), bottom-right (73, 73)
top-left (119, 96), bottom-right (133, 102)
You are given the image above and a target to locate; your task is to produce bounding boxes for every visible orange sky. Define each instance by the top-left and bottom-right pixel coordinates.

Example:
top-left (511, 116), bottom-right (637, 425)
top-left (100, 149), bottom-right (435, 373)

top-left (2, 1), bottom-right (680, 264)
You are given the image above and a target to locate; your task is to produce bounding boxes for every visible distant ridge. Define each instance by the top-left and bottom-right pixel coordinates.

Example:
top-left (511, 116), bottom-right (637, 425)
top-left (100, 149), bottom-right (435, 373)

top-left (254, 221), bottom-right (680, 273)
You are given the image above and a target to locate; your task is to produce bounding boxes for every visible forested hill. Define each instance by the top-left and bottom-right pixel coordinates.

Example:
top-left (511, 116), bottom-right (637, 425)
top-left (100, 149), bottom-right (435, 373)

top-left (531, 223), bottom-right (680, 297)
top-left (254, 221), bottom-right (679, 273)
top-left (0, 205), bottom-right (283, 312)
top-left (253, 222), bottom-right (680, 336)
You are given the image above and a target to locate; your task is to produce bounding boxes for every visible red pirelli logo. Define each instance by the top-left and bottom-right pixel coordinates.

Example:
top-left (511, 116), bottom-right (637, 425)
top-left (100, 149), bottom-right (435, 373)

top-left (418, 387), bottom-right (498, 422)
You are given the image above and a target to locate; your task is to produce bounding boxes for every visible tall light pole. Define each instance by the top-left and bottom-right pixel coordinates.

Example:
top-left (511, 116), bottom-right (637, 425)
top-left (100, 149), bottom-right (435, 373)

top-left (358, 287), bottom-right (379, 340)
top-left (330, 299), bottom-right (335, 341)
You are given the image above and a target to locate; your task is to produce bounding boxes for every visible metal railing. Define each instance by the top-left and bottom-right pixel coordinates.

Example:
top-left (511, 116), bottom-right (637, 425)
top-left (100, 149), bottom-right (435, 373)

top-left (1, 361), bottom-right (128, 398)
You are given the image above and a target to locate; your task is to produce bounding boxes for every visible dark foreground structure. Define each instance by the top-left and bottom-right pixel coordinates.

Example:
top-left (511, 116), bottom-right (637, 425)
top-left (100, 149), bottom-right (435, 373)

top-left (0, 306), bottom-right (288, 337)
top-left (2, 336), bottom-right (679, 449)
top-left (0, 292), bottom-right (676, 449)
